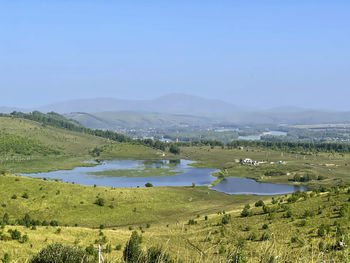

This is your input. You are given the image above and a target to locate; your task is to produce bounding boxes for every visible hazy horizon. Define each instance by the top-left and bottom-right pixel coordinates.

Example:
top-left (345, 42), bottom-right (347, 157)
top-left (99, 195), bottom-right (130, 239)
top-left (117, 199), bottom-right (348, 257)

top-left (1, 1), bottom-right (349, 110)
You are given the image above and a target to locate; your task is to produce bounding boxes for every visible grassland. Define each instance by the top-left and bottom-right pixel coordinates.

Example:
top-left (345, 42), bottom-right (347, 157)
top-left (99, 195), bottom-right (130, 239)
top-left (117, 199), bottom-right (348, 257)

top-left (0, 117), bottom-right (165, 173)
top-left (1, 116), bottom-right (350, 261)
top-left (180, 145), bottom-right (350, 188)
top-left (1, 174), bottom-right (350, 262)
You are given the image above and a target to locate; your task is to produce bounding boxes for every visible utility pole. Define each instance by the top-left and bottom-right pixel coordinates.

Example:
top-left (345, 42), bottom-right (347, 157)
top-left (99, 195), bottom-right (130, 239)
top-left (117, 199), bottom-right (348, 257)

top-left (96, 244), bottom-right (104, 263)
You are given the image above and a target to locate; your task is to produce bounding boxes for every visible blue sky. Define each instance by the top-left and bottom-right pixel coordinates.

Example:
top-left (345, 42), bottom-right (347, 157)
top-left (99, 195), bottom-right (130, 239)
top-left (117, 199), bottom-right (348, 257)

top-left (0, 0), bottom-right (349, 110)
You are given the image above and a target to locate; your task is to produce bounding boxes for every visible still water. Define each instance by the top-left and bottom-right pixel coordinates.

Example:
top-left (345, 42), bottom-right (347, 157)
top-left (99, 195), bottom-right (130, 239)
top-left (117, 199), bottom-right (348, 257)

top-left (20, 159), bottom-right (306, 195)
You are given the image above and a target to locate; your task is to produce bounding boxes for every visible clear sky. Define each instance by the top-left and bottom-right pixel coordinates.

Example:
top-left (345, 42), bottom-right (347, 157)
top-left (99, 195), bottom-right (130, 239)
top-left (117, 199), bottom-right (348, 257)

top-left (0, 0), bottom-right (349, 110)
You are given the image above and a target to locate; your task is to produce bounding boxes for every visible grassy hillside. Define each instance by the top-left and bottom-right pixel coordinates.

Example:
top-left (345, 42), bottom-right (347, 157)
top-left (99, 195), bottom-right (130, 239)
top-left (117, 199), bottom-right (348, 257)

top-left (180, 145), bottom-right (350, 187)
top-left (1, 174), bottom-right (349, 262)
top-left (0, 117), bottom-right (164, 173)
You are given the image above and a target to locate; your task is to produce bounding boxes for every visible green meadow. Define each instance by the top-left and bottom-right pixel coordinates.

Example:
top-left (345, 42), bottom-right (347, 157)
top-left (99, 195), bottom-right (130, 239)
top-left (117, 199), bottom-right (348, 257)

top-left (1, 116), bottom-right (350, 262)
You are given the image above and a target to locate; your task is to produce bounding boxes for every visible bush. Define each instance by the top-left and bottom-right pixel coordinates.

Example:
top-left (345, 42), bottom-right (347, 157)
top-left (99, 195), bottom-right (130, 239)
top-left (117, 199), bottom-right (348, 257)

top-left (22, 193), bottom-right (29, 199)
top-left (50, 220), bottom-right (59, 227)
top-left (8, 229), bottom-right (21, 240)
top-left (94, 198), bottom-right (105, 206)
top-left (85, 244), bottom-right (97, 257)
top-left (115, 244), bottom-right (122, 251)
top-left (169, 144), bottom-right (180, 154)
top-left (145, 182), bottom-right (153, 187)
top-left (2, 253), bottom-right (10, 263)
top-left (262, 224), bottom-right (269, 230)
top-left (261, 232), bottom-right (270, 241)
top-left (11, 194), bottom-right (17, 199)
top-left (241, 205), bottom-right (252, 217)
top-left (188, 219), bottom-right (197, 225)
top-left (221, 214), bottom-right (231, 225)
top-left (145, 246), bottom-right (171, 263)
top-left (123, 231), bottom-right (143, 263)
top-left (2, 213), bottom-right (9, 225)
top-left (21, 234), bottom-right (29, 243)
top-left (255, 200), bottom-right (264, 207)
top-left (30, 243), bottom-right (95, 263)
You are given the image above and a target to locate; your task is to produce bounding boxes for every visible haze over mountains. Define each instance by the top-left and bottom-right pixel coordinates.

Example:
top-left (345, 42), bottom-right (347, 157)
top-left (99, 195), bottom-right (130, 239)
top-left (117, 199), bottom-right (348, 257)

top-left (2, 93), bottom-right (350, 128)
top-left (37, 93), bottom-right (241, 116)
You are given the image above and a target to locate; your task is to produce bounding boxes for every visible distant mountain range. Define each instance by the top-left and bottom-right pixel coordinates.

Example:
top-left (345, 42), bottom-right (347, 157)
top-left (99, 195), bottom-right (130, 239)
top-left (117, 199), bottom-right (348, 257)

top-left (37, 93), bottom-right (241, 116)
top-left (2, 93), bottom-right (350, 128)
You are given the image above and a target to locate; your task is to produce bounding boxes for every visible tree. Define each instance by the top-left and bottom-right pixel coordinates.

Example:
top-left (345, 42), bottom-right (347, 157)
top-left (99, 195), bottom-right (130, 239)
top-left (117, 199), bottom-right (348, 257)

top-left (169, 144), bottom-right (180, 155)
top-left (145, 182), bottom-right (153, 187)
top-left (123, 231), bottom-right (143, 263)
top-left (255, 200), bottom-right (264, 207)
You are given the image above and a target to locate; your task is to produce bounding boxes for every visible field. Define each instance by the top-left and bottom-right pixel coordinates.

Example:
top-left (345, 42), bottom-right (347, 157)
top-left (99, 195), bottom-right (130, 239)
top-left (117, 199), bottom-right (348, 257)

top-left (1, 116), bottom-right (350, 262)
top-left (180, 145), bottom-right (350, 187)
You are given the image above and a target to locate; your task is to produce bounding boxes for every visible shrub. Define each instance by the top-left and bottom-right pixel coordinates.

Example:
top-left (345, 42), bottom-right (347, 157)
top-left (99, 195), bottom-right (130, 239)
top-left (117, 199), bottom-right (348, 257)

top-left (2, 253), bottom-right (10, 263)
top-left (145, 182), bottom-right (153, 187)
top-left (22, 193), bottom-right (29, 199)
top-left (221, 214), bottom-right (231, 225)
top-left (123, 231), bottom-right (143, 263)
top-left (261, 232), bottom-right (270, 241)
top-left (115, 244), bottom-right (122, 251)
top-left (188, 219), bottom-right (197, 225)
top-left (255, 200), bottom-right (264, 207)
top-left (30, 243), bottom-right (94, 263)
top-left (247, 232), bottom-right (257, 241)
top-left (85, 244), bottom-right (97, 257)
top-left (50, 220), bottom-right (59, 227)
top-left (8, 229), bottom-right (21, 240)
top-left (21, 234), bottom-right (29, 243)
top-left (284, 210), bottom-right (293, 218)
top-left (11, 194), bottom-right (17, 200)
top-left (303, 210), bottom-right (315, 218)
top-left (2, 213), bottom-right (9, 225)
top-left (241, 206), bottom-right (252, 217)
top-left (145, 246), bottom-right (171, 263)
top-left (94, 198), bottom-right (105, 206)
top-left (262, 224), bottom-right (268, 230)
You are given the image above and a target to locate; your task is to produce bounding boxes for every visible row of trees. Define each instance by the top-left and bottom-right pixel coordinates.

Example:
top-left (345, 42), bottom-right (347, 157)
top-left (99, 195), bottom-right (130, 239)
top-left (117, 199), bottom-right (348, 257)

top-left (4, 111), bottom-right (350, 154)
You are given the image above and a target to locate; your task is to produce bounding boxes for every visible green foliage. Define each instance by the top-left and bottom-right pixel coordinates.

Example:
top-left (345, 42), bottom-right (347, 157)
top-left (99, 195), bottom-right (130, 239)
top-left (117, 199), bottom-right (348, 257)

top-left (221, 214), bottom-right (231, 225)
top-left (1, 253), bottom-right (10, 263)
top-left (255, 200), bottom-right (265, 207)
top-left (145, 182), bottom-right (153, 187)
top-left (261, 232), bottom-right (270, 241)
top-left (94, 198), bottom-right (105, 207)
top-left (123, 231), bottom-right (143, 263)
top-left (145, 246), bottom-right (171, 263)
top-left (169, 144), bottom-right (180, 155)
top-left (188, 219), bottom-right (197, 225)
top-left (0, 131), bottom-right (59, 156)
top-left (30, 243), bottom-right (94, 263)
top-left (8, 229), bottom-right (21, 240)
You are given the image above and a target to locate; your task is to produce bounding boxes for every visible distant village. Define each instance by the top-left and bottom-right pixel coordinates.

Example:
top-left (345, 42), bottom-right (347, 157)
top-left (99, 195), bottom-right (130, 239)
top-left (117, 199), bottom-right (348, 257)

top-left (238, 158), bottom-right (285, 166)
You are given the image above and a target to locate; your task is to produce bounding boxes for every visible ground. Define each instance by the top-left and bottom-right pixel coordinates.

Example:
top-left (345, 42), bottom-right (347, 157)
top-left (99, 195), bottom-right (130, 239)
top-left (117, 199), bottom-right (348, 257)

top-left (1, 116), bottom-right (350, 262)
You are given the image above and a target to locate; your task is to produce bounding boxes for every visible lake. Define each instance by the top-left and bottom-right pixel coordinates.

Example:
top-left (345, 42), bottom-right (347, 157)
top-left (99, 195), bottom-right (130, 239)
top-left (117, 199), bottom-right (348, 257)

top-left (211, 177), bottom-right (307, 195)
top-left (20, 159), bottom-right (306, 195)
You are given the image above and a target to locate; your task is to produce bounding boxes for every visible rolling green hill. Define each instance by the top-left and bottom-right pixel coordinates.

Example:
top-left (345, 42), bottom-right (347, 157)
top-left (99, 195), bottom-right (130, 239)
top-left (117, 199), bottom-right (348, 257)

top-left (0, 116), bottom-right (164, 173)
